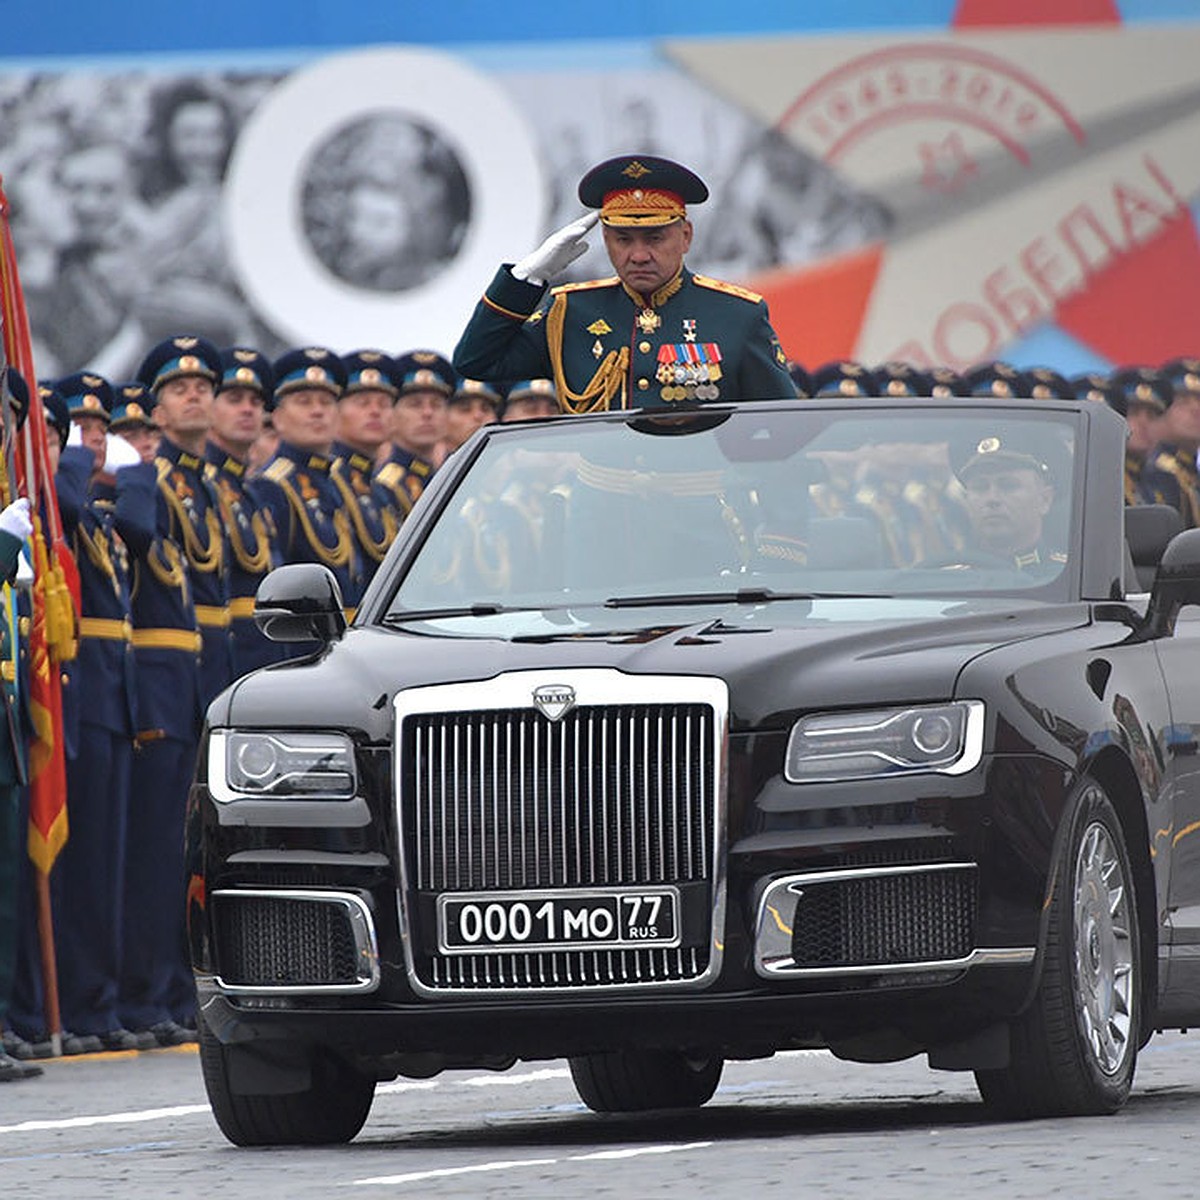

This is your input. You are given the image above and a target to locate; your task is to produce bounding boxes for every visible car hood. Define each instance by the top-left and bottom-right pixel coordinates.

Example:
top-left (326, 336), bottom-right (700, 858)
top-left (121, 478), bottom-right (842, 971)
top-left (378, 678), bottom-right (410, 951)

top-left (214, 597), bottom-right (1092, 736)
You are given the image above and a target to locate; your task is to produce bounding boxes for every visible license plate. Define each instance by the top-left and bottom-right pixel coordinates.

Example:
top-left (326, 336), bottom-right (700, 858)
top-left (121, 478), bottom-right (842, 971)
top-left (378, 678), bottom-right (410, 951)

top-left (437, 887), bottom-right (680, 954)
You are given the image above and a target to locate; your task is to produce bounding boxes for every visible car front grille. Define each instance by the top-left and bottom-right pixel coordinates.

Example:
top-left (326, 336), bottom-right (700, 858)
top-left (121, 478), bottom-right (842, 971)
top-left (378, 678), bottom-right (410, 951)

top-left (790, 867), bottom-right (977, 968)
top-left (395, 671), bottom-right (727, 994)
top-left (211, 889), bottom-right (379, 993)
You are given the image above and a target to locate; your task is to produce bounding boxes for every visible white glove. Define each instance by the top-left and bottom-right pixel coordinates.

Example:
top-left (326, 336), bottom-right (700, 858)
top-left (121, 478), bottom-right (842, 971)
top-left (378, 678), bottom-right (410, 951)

top-left (66, 421), bottom-right (83, 448)
top-left (512, 212), bottom-right (599, 285)
top-left (103, 432), bottom-right (142, 473)
top-left (0, 497), bottom-right (32, 542)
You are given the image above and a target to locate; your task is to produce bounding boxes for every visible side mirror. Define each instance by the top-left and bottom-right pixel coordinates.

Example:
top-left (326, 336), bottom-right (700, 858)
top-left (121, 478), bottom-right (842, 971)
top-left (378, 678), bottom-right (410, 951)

top-left (1143, 528), bottom-right (1200, 637)
top-left (254, 563), bottom-right (347, 644)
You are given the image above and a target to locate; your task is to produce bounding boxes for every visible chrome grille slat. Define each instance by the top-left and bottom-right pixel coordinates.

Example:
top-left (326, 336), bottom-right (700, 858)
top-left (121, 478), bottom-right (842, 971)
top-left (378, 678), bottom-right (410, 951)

top-left (397, 678), bottom-right (724, 994)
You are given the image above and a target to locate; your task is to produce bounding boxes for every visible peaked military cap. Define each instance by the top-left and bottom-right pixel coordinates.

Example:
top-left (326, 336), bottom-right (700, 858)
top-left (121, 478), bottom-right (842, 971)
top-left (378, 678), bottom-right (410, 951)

top-left (811, 360), bottom-right (878, 398)
top-left (505, 378), bottom-right (557, 405)
top-left (38, 382), bottom-right (70, 447)
top-left (962, 361), bottom-right (1030, 399)
top-left (136, 334), bottom-right (222, 393)
top-left (955, 431), bottom-right (1054, 484)
top-left (928, 366), bottom-right (966, 398)
top-left (578, 155), bottom-right (709, 227)
top-left (110, 380), bottom-right (156, 429)
top-left (1070, 372), bottom-right (1125, 417)
top-left (1161, 357), bottom-right (1200, 399)
top-left (340, 350), bottom-right (399, 398)
top-left (4, 369), bottom-right (28, 430)
top-left (218, 347), bottom-right (274, 398)
top-left (451, 378), bottom-right (503, 408)
top-left (57, 371), bottom-right (113, 422)
top-left (1110, 365), bottom-right (1172, 413)
top-left (271, 347), bottom-right (346, 409)
top-left (787, 362), bottom-right (812, 399)
top-left (1026, 366), bottom-right (1073, 401)
top-left (874, 360), bottom-right (930, 398)
top-left (394, 350), bottom-right (455, 397)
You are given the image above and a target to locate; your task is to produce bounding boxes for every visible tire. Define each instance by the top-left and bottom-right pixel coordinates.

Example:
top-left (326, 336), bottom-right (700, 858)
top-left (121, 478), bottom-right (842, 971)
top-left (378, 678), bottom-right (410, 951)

top-left (199, 1015), bottom-right (375, 1146)
top-left (976, 781), bottom-right (1141, 1118)
top-left (569, 1050), bottom-right (723, 1113)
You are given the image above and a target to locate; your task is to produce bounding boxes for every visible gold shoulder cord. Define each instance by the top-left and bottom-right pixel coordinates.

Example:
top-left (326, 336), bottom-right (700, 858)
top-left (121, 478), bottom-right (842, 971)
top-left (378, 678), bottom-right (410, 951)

top-left (277, 475), bottom-right (354, 569)
top-left (76, 523), bottom-right (115, 579)
top-left (146, 538), bottom-right (190, 601)
top-left (546, 292), bottom-right (630, 414)
top-left (1154, 455), bottom-right (1200, 527)
top-left (218, 486), bottom-right (273, 575)
top-left (160, 477), bottom-right (223, 574)
top-left (331, 470), bottom-right (396, 563)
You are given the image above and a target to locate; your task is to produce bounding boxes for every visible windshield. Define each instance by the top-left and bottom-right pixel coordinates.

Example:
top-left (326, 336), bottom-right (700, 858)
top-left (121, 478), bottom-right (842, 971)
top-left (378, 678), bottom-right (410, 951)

top-left (384, 404), bottom-right (1080, 619)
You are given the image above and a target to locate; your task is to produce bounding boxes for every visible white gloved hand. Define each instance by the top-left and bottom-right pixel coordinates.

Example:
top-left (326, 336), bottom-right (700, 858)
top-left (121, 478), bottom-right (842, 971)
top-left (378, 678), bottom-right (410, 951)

top-left (512, 212), bottom-right (599, 285)
top-left (102, 432), bottom-right (143, 473)
top-left (0, 496), bottom-right (32, 542)
top-left (66, 421), bottom-right (83, 448)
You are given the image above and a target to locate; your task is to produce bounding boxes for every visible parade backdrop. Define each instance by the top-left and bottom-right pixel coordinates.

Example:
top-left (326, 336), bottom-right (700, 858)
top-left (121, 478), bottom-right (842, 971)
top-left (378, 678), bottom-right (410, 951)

top-left (2, 0), bottom-right (1199, 379)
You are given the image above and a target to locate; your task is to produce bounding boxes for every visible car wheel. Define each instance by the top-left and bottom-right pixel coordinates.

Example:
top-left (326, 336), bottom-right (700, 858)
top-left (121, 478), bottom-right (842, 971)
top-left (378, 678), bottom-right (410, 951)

top-left (568, 1049), bottom-right (723, 1113)
top-left (199, 1014), bottom-right (376, 1146)
top-left (975, 781), bottom-right (1141, 1118)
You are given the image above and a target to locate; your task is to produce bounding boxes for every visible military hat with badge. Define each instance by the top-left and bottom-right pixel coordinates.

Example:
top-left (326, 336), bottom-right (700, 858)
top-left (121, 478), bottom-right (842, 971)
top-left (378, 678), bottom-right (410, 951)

top-left (1160, 357), bottom-right (1200, 400)
top-left (961, 361), bottom-right (1030, 399)
top-left (57, 371), bottom-right (114, 423)
top-left (270, 346), bottom-right (346, 411)
top-left (1108, 365), bottom-right (1172, 415)
top-left (578, 153), bottom-right (709, 229)
top-left (1026, 366), bottom-right (1074, 401)
top-left (109, 380), bottom-right (157, 431)
top-left (394, 350), bottom-right (456, 398)
top-left (451, 378), bottom-right (503, 413)
top-left (811, 361), bottom-right (879, 398)
top-left (874, 361), bottom-right (930, 398)
top-left (502, 378), bottom-right (558, 422)
top-left (1071, 371), bottom-right (1125, 416)
top-left (218, 347), bottom-right (275, 400)
top-left (136, 334), bottom-right (222, 394)
top-left (341, 350), bottom-right (400, 399)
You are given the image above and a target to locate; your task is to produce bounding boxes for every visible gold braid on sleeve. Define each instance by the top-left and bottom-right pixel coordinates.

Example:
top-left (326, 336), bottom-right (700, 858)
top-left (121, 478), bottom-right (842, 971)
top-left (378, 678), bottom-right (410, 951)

top-left (546, 292), bottom-right (629, 414)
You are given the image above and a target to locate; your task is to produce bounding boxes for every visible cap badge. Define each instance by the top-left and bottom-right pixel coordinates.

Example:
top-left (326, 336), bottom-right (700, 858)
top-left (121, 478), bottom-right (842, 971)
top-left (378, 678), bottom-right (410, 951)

top-left (83, 374), bottom-right (102, 387)
top-left (361, 368), bottom-right (381, 385)
top-left (235, 367), bottom-right (256, 384)
top-left (179, 355), bottom-right (199, 372)
top-left (234, 349), bottom-right (257, 363)
top-left (127, 403), bottom-right (144, 419)
top-left (175, 336), bottom-right (198, 350)
top-left (83, 394), bottom-right (100, 409)
top-left (622, 161), bottom-right (651, 180)
top-left (305, 366), bottom-right (328, 383)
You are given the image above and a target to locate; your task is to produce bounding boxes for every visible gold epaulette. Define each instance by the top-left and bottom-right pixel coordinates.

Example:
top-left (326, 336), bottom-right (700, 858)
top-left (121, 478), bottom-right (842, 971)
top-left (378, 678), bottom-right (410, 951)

top-left (376, 462), bottom-right (405, 488)
top-left (691, 273), bottom-right (764, 303)
top-left (551, 276), bottom-right (620, 295)
top-left (265, 458), bottom-right (295, 484)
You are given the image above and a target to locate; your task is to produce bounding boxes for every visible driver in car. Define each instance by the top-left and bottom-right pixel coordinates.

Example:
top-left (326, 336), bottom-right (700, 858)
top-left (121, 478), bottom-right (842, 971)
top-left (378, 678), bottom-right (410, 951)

top-left (941, 435), bottom-right (1067, 572)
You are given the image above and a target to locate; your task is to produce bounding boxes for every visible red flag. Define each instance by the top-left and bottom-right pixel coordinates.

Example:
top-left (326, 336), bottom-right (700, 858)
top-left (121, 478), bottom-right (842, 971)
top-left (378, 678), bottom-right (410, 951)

top-left (0, 177), bottom-right (78, 873)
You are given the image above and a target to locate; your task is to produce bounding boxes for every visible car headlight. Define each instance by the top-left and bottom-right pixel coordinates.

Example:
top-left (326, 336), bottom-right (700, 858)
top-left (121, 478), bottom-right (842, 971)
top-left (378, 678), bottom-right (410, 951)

top-left (784, 701), bottom-right (984, 783)
top-left (208, 729), bottom-right (357, 801)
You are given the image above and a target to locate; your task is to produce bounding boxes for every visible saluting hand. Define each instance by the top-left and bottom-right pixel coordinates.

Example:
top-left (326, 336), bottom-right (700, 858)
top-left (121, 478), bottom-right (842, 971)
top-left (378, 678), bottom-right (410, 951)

top-left (0, 496), bottom-right (32, 542)
top-left (512, 212), bottom-right (600, 285)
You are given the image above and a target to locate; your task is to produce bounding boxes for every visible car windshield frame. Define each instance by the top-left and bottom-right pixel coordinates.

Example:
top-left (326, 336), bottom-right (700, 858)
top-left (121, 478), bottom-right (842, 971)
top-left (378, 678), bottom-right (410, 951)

top-left (362, 398), bottom-right (1116, 628)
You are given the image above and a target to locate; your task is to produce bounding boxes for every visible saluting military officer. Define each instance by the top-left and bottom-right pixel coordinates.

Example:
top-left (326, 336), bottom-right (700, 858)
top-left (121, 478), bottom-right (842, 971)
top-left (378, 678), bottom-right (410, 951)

top-left (374, 351), bottom-right (453, 516)
top-left (332, 350), bottom-right (403, 605)
top-left (207, 348), bottom-right (284, 677)
top-left (121, 334), bottom-right (226, 1046)
top-left (257, 348), bottom-right (361, 622)
top-left (453, 154), bottom-right (798, 411)
top-left (52, 372), bottom-right (158, 1052)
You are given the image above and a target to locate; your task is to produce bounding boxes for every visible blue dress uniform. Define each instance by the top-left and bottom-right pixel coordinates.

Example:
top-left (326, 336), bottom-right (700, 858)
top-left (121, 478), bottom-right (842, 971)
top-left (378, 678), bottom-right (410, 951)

top-left (208, 349), bottom-right (284, 677)
top-left (373, 351), bottom-right (452, 516)
top-left (121, 336), bottom-right (224, 1042)
top-left (52, 374), bottom-right (158, 1044)
top-left (1110, 367), bottom-right (1188, 516)
top-left (256, 349), bottom-right (361, 624)
top-left (332, 351), bottom-right (403, 607)
top-left (453, 155), bottom-right (796, 410)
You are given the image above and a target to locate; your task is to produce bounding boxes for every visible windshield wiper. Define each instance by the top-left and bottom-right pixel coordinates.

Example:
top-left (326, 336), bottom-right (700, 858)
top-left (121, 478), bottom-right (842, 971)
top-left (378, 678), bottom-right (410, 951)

top-left (603, 588), bottom-right (820, 609)
top-left (382, 603), bottom-right (509, 623)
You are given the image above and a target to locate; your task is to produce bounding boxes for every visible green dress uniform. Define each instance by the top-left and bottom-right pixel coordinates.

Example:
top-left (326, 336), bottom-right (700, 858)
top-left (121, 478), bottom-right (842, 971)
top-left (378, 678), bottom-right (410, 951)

top-left (453, 264), bottom-right (797, 413)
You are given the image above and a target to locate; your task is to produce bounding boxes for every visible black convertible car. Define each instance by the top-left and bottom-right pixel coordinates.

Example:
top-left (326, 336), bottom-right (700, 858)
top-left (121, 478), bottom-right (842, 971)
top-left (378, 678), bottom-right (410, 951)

top-left (188, 396), bottom-right (1200, 1145)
